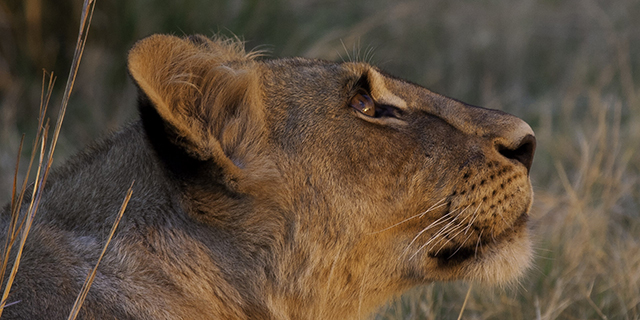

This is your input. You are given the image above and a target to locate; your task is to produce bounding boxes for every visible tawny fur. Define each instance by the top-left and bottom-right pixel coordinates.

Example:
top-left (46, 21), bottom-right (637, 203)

top-left (0, 34), bottom-right (536, 319)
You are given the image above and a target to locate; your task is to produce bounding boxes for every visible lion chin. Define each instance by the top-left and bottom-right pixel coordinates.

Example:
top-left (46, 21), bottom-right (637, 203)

top-left (474, 228), bottom-right (533, 286)
top-left (0, 33), bottom-right (536, 320)
top-left (448, 219), bottom-right (533, 286)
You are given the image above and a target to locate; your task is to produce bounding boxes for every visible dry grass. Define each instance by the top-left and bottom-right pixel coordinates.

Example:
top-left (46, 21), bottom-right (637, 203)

top-left (67, 181), bottom-right (132, 320)
top-left (1, 0), bottom-right (639, 319)
top-left (0, 71), bottom-right (53, 317)
top-left (0, 1), bottom-right (133, 318)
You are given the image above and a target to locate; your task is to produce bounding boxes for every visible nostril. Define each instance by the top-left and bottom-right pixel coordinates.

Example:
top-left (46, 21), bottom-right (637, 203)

top-left (498, 134), bottom-right (536, 173)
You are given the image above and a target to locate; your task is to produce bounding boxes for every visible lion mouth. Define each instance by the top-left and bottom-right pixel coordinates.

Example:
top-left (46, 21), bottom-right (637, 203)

top-left (428, 211), bottom-right (529, 265)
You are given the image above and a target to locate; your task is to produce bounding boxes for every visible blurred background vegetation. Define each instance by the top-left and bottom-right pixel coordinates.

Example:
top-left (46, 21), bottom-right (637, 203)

top-left (1, 0), bottom-right (639, 318)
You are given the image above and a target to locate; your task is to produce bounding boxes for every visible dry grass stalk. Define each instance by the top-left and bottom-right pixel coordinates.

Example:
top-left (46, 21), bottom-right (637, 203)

top-left (0, 0), bottom-right (97, 317)
top-left (456, 284), bottom-right (473, 320)
top-left (48, 0), bottom-right (96, 160)
top-left (67, 182), bottom-right (133, 320)
top-left (0, 72), bottom-right (55, 291)
top-left (0, 73), bottom-right (54, 315)
top-left (0, 124), bottom-right (49, 314)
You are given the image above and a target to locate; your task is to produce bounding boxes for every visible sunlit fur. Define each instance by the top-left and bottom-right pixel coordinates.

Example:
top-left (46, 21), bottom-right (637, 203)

top-left (0, 34), bottom-right (535, 319)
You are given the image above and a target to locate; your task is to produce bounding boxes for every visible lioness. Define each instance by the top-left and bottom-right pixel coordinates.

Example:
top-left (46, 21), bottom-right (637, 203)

top-left (1, 34), bottom-right (535, 319)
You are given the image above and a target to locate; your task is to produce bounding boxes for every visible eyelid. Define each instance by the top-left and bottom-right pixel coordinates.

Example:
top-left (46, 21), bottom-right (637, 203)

top-left (347, 73), bottom-right (403, 119)
top-left (350, 74), bottom-right (371, 94)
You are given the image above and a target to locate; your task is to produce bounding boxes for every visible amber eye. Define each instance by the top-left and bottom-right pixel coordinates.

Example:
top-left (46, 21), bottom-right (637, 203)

top-left (349, 93), bottom-right (376, 117)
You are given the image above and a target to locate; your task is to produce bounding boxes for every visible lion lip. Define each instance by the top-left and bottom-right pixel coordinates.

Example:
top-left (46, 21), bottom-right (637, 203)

top-left (428, 211), bottom-right (529, 264)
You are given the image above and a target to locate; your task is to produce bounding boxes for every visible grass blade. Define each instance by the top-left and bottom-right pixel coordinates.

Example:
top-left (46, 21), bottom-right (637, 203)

top-left (67, 182), bottom-right (133, 320)
top-left (0, 0), bottom-right (96, 315)
top-left (456, 284), bottom-right (472, 320)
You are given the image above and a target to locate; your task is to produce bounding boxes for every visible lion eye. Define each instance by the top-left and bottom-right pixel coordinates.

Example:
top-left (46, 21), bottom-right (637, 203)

top-left (350, 93), bottom-right (376, 117)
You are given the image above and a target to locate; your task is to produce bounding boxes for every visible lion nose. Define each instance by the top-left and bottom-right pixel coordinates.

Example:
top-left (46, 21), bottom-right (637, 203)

top-left (493, 121), bottom-right (536, 174)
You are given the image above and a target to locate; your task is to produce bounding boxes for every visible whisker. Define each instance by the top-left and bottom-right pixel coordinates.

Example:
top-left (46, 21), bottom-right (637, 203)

top-left (340, 39), bottom-right (352, 62)
top-left (434, 221), bottom-right (473, 256)
top-left (464, 201), bottom-right (483, 235)
top-left (474, 230), bottom-right (484, 259)
top-left (494, 207), bottom-right (507, 224)
top-left (406, 202), bottom-right (474, 260)
top-left (364, 45), bottom-right (377, 64)
top-left (370, 198), bottom-right (447, 234)
top-left (407, 211), bottom-right (466, 260)
top-left (419, 198), bottom-right (448, 218)
top-left (405, 218), bottom-right (456, 259)
top-left (429, 212), bottom-right (469, 249)
top-left (422, 236), bottom-right (446, 257)
top-left (430, 201), bottom-right (481, 257)
top-left (448, 232), bottom-right (474, 259)
top-left (425, 204), bottom-right (472, 246)
top-left (432, 237), bottom-right (454, 257)
top-left (408, 233), bottom-right (444, 260)
top-left (402, 208), bottom-right (458, 258)
top-left (440, 203), bottom-right (474, 235)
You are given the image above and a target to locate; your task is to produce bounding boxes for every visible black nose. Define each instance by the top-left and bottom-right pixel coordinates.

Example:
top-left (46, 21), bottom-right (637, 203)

top-left (497, 134), bottom-right (536, 174)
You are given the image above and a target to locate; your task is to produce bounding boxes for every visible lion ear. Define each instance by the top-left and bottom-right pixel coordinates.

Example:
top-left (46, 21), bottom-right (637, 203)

top-left (127, 34), bottom-right (263, 181)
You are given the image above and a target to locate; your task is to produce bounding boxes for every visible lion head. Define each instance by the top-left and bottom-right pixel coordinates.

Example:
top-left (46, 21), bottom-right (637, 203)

top-left (126, 34), bottom-right (536, 319)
